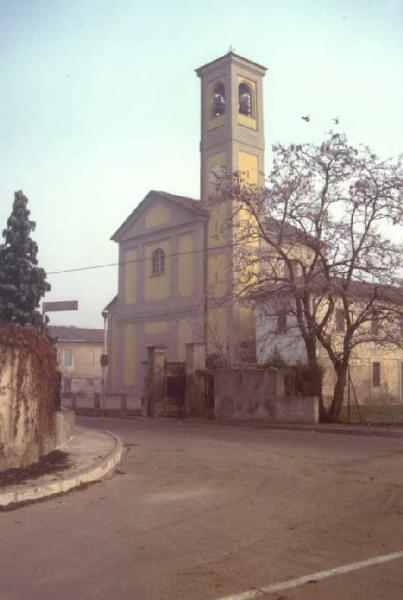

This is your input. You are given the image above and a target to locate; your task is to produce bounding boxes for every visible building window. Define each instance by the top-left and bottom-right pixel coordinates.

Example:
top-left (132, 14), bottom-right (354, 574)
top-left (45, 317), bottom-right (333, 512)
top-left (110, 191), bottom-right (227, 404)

top-left (371, 311), bottom-right (380, 336)
top-left (259, 256), bottom-right (271, 277)
top-left (286, 259), bottom-right (299, 279)
top-left (239, 82), bottom-right (253, 117)
top-left (63, 349), bottom-right (73, 367)
top-left (212, 83), bottom-right (225, 117)
top-left (335, 309), bottom-right (345, 332)
top-left (62, 378), bottom-right (72, 393)
top-left (372, 362), bottom-right (381, 387)
top-left (151, 248), bottom-right (165, 275)
top-left (277, 312), bottom-right (287, 333)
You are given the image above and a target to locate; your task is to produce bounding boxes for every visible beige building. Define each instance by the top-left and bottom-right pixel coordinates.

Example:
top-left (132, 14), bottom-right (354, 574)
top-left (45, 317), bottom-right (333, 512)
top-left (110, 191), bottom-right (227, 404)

top-left (105, 52), bottom-right (267, 399)
top-left (255, 287), bottom-right (403, 408)
top-left (49, 325), bottom-right (104, 394)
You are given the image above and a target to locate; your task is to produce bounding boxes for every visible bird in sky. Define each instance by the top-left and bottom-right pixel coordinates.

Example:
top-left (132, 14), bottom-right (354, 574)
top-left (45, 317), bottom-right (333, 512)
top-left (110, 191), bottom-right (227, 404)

top-left (301, 114), bottom-right (310, 122)
top-left (333, 117), bottom-right (340, 124)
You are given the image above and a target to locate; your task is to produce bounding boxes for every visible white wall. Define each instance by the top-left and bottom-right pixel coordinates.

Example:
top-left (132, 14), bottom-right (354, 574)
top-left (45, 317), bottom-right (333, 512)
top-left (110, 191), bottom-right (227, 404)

top-left (255, 297), bottom-right (307, 364)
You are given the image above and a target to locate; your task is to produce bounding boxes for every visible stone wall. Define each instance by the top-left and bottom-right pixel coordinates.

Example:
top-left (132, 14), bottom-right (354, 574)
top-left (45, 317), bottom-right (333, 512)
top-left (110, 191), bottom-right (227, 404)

top-left (0, 327), bottom-right (74, 470)
top-left (213, 367), bottom-right (319, 424)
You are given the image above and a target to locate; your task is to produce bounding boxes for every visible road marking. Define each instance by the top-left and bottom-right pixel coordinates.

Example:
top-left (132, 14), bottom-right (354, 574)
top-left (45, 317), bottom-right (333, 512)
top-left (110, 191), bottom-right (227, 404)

top-left (216, 550), bottom-right (403, 599)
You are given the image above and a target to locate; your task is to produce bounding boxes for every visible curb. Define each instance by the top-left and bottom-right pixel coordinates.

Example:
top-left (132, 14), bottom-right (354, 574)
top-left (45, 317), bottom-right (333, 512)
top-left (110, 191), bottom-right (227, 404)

top-left (181, 418), bottom-right (403, 439)
top-left (76, 415), bottom-right (403, 439)
top-left (241, 423), bottom-right (403, 439)
top-left (0, 430), bottom-right (123, 508)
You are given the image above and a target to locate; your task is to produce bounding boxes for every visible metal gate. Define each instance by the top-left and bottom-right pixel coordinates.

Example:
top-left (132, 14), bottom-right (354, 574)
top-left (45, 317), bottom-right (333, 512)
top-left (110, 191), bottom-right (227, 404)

top-left (165, 362), bottom-right (186, 417)
top-left (204, 372), bottom-right (215, 418)
top-left (166, 374), bottom-right (185, 401)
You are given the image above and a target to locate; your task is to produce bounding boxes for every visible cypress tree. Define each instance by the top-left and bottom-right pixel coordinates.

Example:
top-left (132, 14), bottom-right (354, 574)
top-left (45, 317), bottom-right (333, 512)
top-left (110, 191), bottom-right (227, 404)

top-left (0, 191), bottom-right (50, 326)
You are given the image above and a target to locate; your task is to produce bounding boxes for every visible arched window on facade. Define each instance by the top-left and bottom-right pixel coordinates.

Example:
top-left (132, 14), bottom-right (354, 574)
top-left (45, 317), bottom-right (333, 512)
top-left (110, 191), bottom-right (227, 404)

top-left (212, 83), bottom-right (225, 117)
top-left (239, 82), bottom-right (253, 117)
top-left (151, 248), bottom-right (165, 275)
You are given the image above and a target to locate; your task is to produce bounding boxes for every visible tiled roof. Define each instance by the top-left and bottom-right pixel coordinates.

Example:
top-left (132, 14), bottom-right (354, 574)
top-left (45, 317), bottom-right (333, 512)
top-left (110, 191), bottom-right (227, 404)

top-left (104, 295), bottom-right (117, 311)
top-left (153, 191), bottom-right (208, 216)
top-left (330, 278), bottom-right (403, 305)
top-left (48, 325), bottom-right (104, 344)
top-left (252, 274), bottom-right (403, 305)
top-left (264, 218), bottom-right (319, 245)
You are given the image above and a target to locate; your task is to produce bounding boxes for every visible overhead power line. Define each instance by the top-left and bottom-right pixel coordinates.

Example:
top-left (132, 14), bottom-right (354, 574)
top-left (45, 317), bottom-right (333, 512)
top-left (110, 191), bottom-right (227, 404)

top-left (46, 241), bottom-right (246, 276)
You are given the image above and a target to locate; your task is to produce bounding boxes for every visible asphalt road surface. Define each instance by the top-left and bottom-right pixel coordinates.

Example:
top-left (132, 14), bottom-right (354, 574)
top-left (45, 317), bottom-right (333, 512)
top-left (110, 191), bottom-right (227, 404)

top-left (1, 417), bottom-right (403, 600)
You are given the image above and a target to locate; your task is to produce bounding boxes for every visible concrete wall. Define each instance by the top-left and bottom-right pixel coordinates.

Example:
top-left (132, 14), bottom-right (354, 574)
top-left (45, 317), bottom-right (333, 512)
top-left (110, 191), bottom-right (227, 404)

top-left (185, 343), bottom-right (211, 418)
top-left (213, 367), bottom-right (319, 424)
top-left (62, 393), bottom-right (134, 417)
top-left (55, 409), bottom-right (75, 446)
top-left (0, 342), bottom-right (74, 470)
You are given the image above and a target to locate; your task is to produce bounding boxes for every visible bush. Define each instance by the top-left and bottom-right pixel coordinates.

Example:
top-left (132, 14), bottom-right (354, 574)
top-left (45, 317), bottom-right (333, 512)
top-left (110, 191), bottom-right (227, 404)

top-left (206, 352), bottom-right (228, 369)
top-left (264, 351), bottom-right (324, 396)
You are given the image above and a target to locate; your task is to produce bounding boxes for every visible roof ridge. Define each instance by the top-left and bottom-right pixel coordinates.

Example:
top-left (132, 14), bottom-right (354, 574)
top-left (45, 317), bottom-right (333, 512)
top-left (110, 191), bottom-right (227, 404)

top-left (152, 189), bottom-right (200, 203)
top-left (111, 189), bottom-right (208, 241)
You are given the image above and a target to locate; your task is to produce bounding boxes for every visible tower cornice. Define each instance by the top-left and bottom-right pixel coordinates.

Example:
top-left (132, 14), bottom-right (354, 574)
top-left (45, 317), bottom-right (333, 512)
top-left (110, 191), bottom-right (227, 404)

top-left (195, 51), bottom-right (267, 78)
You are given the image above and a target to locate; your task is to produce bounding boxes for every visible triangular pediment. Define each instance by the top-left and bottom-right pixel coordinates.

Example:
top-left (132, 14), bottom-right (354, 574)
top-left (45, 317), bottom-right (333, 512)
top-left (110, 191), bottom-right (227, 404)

top-left (111, 190), bottom-right (208, 243)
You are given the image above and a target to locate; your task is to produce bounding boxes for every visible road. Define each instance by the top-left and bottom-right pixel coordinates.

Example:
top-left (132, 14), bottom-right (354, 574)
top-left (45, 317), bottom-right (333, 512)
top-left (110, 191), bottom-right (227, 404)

top-left (1, 417), bottom-right (403, 600)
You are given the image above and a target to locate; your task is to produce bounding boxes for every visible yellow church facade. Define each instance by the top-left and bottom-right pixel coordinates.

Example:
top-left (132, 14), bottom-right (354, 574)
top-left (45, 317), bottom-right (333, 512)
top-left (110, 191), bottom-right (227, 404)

top-left (106, 52), bottom-right (267, 399)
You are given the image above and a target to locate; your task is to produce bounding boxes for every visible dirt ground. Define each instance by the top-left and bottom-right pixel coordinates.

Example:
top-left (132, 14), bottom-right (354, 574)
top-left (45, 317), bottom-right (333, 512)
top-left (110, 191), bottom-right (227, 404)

top-left (0, 450), bottom-right (69, 488)
top-left (1, 417), bottom-right (403, 600)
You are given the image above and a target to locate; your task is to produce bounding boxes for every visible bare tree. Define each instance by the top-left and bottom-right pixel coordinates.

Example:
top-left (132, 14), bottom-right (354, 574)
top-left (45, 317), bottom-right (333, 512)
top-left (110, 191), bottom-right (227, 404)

top-left (219, 132), bottom-right (403, 421)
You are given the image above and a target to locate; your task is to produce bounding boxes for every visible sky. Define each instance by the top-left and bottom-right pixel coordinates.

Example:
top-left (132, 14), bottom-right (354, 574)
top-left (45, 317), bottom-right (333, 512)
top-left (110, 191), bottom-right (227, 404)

top-left (1, 0), bottom-right (402, 328)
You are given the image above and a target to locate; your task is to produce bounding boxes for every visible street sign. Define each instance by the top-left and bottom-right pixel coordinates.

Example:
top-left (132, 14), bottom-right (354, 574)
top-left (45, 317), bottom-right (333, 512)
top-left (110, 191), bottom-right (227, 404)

top-left (43, 300), bottom-right (78, 312)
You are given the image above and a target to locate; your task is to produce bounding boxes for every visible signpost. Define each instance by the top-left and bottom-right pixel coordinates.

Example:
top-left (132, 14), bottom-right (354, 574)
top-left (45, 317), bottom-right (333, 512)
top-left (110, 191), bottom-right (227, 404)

top-left (43, 300), bottom-right (78, 312)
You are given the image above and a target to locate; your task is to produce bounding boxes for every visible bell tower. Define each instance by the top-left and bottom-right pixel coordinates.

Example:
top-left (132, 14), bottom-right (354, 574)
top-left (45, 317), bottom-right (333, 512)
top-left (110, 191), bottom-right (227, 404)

top-left (196, 52), bottom-right (267, 363)
top-left (196, 51), bottom-right (267, 201)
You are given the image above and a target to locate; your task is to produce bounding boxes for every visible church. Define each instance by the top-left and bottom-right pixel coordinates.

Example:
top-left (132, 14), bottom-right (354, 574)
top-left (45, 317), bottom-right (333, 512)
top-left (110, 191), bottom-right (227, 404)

top-left (105, 51), bottom-right (267, 399)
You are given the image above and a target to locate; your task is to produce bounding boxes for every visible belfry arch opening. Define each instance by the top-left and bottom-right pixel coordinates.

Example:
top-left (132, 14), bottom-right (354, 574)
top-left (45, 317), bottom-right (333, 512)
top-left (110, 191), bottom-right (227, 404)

top-left (238, 82), bottom-right (253, 117)
top-left (212, 82), bottom-right (225, 117)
